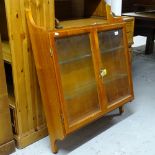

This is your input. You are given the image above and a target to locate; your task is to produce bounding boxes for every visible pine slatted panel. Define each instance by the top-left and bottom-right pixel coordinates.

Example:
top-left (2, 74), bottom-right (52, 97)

top-left (4, 0), bottom-right (54, 148)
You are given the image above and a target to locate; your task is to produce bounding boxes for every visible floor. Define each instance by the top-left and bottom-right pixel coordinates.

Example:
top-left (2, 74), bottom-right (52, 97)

top-left (11, 36), bottom-right (155, 155)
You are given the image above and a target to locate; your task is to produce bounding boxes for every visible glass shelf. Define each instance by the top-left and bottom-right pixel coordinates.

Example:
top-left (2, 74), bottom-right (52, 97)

top-left (100, 45), bottom-right (124, 54)
top-left (64, 81), bottom-right (96, 100)
top-left (59, 53), bottom-right (91, 65)
top-left (59, 18), bottom-right (108, 29)
top-left (59, 45), bottom-right (124, 65)
top-left (103, 73), bottom-right (128, 84)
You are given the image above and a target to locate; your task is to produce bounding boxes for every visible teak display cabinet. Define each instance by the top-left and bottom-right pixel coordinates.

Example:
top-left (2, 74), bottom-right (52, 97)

top-left (0, 0), bottom-right (134, 149)
top-left (27, 9), bottom-right (134, 153)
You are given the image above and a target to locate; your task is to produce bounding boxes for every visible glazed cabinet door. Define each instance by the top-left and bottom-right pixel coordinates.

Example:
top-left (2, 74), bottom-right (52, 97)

top-left (51, 30), bottom-right (104, 133)
top-left (97, 26), bottom-right (133, 110)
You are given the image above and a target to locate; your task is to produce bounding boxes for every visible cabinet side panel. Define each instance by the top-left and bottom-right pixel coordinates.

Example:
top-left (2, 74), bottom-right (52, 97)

top-left (30, 0), bottom-right (55, 29)
top-left (26, 11), bottom-right (65, 141)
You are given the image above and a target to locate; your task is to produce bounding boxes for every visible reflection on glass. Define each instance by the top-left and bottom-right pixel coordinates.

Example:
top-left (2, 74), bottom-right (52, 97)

top-left (98, 29), bottom-right (130, 105)
top-left (55, 34), bottom-right (100, 126)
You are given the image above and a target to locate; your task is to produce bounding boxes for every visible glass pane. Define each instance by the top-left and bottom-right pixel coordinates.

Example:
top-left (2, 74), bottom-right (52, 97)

top-left (98, 29), bottom-right (130, 105)
top-left (55, 34), bottom-right (100, 126)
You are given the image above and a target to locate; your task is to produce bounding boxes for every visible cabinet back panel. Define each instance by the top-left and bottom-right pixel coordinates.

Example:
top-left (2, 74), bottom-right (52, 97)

top-left (85, 0), bottom-right (107, 17)
top-left (55, 0), bottom-right (106, 21)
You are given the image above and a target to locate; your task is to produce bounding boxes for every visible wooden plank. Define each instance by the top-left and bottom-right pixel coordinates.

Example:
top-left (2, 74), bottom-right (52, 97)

top-left (0, 140), bottom-right (15, 155)
top-left (14, 126), bottom-right (48, 149)
top-left (5, 0), bottom-right (31, 135)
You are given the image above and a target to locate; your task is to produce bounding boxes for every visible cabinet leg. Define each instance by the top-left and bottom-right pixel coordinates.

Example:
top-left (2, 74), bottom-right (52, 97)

top-left (119, 106), bottom-right (124, 115)
top-left (51, 139), bottom-right (58, 154)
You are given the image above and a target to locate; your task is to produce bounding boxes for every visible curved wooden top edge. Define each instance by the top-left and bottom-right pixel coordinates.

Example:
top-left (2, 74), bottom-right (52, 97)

top-left (25, 9), bottom-right (46, 31)
top-left (106, 4), bottom-right (123, 23)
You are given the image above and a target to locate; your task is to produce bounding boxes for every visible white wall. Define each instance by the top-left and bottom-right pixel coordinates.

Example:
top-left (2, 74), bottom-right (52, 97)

top-left (105, 0), bottom-right (122, 16)
top-left (105, 0), bottom-right (111, 5)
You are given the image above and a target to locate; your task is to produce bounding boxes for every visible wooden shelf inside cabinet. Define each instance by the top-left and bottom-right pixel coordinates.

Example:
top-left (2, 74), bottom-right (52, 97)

top-left (59, 17), bottom-right (108, 29)
top-left (54, 0), bottom-right (114, 29)
top-left (2, 41), bottom-right (12, 63)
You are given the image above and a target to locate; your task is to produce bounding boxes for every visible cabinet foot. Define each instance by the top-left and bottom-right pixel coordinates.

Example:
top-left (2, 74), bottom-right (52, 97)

top-left (51, 139), bottom-right (58, 154)
top-left (119, 106), bottom-right (124, 115)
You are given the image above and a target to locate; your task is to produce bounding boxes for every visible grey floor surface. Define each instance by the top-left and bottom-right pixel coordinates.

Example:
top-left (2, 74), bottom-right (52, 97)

top-left (11, 37), bottom-right (155, 155)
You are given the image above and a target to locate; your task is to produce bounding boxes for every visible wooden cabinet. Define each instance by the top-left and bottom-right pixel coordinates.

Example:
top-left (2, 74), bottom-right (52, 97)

top-left (0, 36), bottom-right (15, 155)
top-left (27, 8), bottom-right (134, 152)
top-left (0, 0), bottom-right (134, 149)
